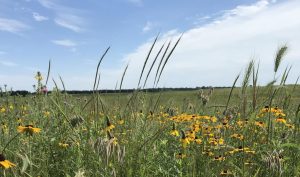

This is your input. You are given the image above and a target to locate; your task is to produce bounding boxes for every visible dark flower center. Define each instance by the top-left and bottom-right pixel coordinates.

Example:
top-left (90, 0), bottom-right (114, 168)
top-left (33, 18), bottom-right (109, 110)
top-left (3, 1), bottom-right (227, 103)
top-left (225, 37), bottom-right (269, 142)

top-left (0, 154), bottom-right (5, 161)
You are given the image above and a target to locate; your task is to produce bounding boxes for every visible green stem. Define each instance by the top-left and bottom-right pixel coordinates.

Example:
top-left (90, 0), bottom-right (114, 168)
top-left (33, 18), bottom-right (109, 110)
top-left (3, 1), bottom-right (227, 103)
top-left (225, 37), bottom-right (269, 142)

top-left (1, 133), bottom-right (20, 153)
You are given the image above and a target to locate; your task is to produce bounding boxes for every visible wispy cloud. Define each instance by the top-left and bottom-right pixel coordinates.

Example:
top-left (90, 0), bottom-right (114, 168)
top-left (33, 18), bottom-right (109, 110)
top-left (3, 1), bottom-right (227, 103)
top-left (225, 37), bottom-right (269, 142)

top-left (32, 12), bottom-right (48, 21)
top-left (0, 18), bottom-right (29, 33)
top-left (0, 51), bottom-right (6, 55)
top-left (37, 0), bottom-right (85, 32)
top-left (38, 0), bottom-right (56, 9)
top-left (54, 14), bottom-right (84, 32)
top-left (118, 0), bottom-right (300, 88)
top-left (222, 0), bottom-right (269, 18)
top-left (52, 39), bottom-right (77, 47)
top-left (142, 21), bottom-right (154, 33)
top-left (0, 60), bottom-right (17, 67)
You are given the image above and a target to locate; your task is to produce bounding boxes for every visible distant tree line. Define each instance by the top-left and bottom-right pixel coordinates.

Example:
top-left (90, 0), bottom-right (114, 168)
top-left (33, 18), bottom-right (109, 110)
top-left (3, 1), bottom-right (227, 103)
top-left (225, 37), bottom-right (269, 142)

top-left (2, 86), bottom-right (232, 97)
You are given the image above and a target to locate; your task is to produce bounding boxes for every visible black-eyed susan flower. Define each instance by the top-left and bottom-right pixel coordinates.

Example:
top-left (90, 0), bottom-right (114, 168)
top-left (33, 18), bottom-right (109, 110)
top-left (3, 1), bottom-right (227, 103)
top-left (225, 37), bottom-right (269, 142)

top-left (210, 116), bottom-right (217, 122)
top-left (220, 170), bottom-right (232, 176)
top-left (0, 154), bottom-right (16, 169)
top-left (275, 117), bottom-right (286, 124)
top-left (17, 124), bottom-right (41, 135)
top-left (107, 131), bottom-right (118, 145)
top-left (180, 130), bottom-right (190, 148)
top-left (194, 136), bottom-right (202, 144)
top-left (261, 106), bottom-right (270, 113)
top-left (202, 149), bottom-right (214, 156)
top-left (170, 123), bottom-right (179, 137)
top-left (218, 138), bottom-right (225, 145)
top-left (213, 155), bottom-right (225, 161)
top-left (175, 153), bottom-right (186, 159)
top-left (230, 133), bottom-right (244, 140)
top-left (285, 123), bottom-right (294, 129)
top-left (104, 116), bottom-right (115, 132)
top-left (255, 121), bottom-right (265, 128)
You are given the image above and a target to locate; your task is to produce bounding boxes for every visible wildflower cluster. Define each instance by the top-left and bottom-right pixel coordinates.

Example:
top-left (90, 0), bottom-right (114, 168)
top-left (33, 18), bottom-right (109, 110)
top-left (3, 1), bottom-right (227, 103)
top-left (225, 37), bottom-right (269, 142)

top-left (165, 105), bottom-right (295, 175)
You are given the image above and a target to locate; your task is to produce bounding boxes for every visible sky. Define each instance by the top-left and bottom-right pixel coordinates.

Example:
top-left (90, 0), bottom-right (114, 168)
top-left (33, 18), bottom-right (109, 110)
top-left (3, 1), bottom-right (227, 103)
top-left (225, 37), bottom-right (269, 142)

top-left (0, 0), bottom-right (299, 91)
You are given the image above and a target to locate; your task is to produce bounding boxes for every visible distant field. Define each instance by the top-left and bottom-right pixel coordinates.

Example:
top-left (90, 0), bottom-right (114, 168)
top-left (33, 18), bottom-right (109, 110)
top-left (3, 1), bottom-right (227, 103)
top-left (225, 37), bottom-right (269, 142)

top-left (77, 85), bottom-right (300, 113)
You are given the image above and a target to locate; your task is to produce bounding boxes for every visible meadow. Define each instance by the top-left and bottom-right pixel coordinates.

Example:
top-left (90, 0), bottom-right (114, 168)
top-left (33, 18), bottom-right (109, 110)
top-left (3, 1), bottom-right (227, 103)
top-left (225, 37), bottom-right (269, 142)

top-left (0, 43), bottom-right (300, 177)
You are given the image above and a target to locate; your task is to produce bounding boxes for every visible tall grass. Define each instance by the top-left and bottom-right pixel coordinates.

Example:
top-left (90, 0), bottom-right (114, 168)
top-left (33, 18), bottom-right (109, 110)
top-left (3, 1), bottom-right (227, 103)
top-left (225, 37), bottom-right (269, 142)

top-left (0, 43), bottom-right (299, 177)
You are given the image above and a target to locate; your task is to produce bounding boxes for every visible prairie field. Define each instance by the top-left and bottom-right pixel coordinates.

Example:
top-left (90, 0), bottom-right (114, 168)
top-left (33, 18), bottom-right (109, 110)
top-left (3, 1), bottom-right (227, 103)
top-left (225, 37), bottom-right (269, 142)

top-left (0, 46), bottom-right (300, 177)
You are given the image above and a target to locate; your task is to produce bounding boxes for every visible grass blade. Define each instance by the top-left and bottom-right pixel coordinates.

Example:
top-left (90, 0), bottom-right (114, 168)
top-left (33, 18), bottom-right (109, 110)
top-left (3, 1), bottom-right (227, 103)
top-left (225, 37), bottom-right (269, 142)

top-left (93, 47), bottom-right (110, 92)
top-left (274, 45), bottom-right (288, 73)
top-left (137, 34), bottom-right (159, 88)
top-left (143, 42), bottom-right (166, 88)
top-left (59, 75), bottom-right (66, 93)
top-left (45, 60), bottom-right (51, 86)
top-left (156, 34), bottom-right (183, 86)
top-left (224, 74), bottom-right (240, 114)
top-left (120, 63), bottom-right (129, 91)
top-left (153, 40), bottom-right (171, 87)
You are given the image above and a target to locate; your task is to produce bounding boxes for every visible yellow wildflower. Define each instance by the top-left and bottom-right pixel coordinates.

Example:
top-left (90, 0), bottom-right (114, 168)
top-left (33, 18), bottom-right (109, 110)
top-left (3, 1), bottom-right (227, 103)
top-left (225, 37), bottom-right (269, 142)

top-left (180, 130), bottom-right (190, 148)
top-left (176, 153), bottom-right (187, 159)
top-left (194, 136), bottom-right (202, 144)
top-left (59, 142), bottom-right (69, 148)
top-left (170, 130), bottom-right (179, 137)
top-left (170, 123), bottom-right (179, 136)
top-left (0, 107), bottom-right (5, 113)
top-left (0, 154), bottom-right (16, 169)
top-left (230, 133), bottom-right (244, 140)
top-left (44, 111), bottom-right (50, 117)
top-left (213, 155), bottom-right (225, 161)
top-left (117, 119), bottom-right (124, 125)
top-left (220, 170), bottom-right (232, 176)
top-left (285, 123), bottom-right (294, 129)
top-left (108, 131), bottom-right (118, 145)
top-left (210, 116), bottom-right (217, 122)
top-left (202, 149), bottom-right (214, 156)
top-left (35, 71), bottom-right (43, 81)
top-left (18, 125), bottom-right (41, 135)
top-left (255, 121), bottom-right (265, 128)
top-left (104, 117), bottom-right (115, 132)
top-left (275, 117), bottom-right (286, 124)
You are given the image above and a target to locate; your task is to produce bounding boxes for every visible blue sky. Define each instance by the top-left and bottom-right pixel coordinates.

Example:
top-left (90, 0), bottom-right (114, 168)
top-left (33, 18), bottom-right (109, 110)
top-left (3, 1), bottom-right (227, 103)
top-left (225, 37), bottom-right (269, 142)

top-left (0, 0), bottom-right (299, 90)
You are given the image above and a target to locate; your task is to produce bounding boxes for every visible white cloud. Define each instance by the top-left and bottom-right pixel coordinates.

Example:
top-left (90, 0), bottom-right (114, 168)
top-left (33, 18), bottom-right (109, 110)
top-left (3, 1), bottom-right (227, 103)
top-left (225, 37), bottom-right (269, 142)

top-left (0, 18), bottom-right (29, 33)
top-left (111, 0), bottom-right (300, 88)
top-left (54, 14), bottom-right (84, 32)
top-left (222, 0), bottom-right (269, 18)
top-left (32, 12), bottom-right (48, 21)
top-left (52, 39), bottom-right (77, 47)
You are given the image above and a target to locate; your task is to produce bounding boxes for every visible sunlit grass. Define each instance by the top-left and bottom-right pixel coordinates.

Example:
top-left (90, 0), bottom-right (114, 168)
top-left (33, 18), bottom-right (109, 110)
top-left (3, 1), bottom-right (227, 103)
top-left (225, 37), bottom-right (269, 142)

top-left (0, 43), bottom-right (299, 177)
